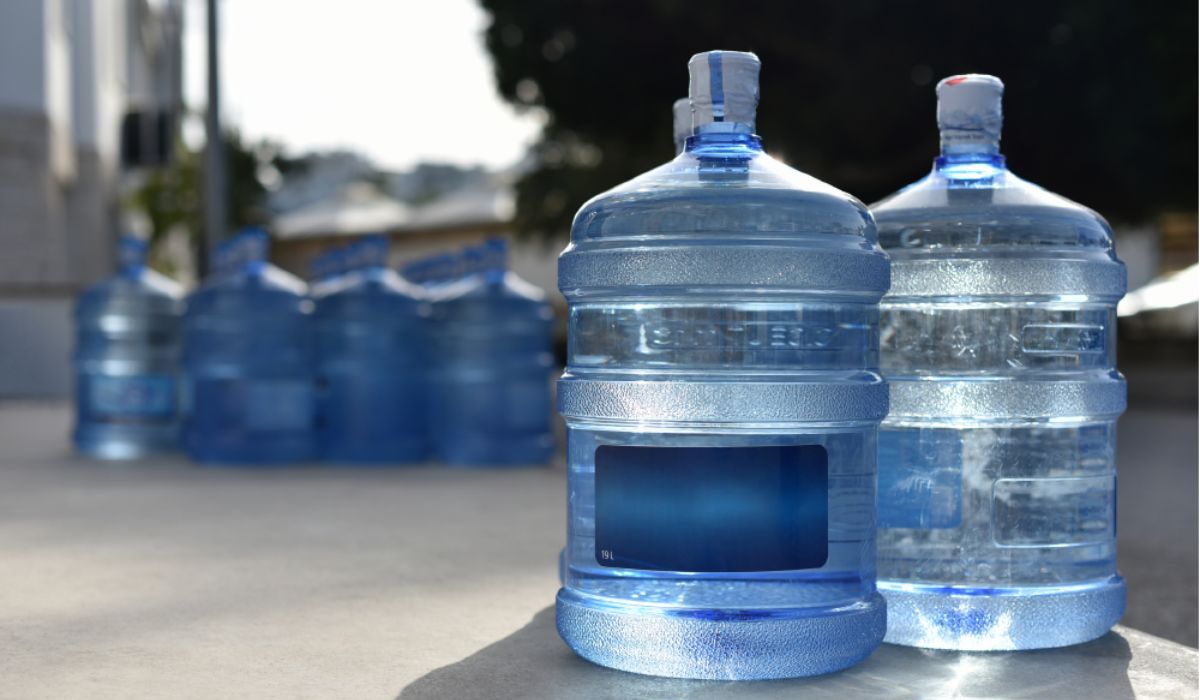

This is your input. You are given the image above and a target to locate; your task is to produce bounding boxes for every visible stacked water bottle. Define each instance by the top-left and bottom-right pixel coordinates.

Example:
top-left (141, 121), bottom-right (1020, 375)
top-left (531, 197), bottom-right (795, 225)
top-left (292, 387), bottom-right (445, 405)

top-left (74, 229), bottom-right (555, 467)
top-left (74, 49), bottom-right (1129, 679)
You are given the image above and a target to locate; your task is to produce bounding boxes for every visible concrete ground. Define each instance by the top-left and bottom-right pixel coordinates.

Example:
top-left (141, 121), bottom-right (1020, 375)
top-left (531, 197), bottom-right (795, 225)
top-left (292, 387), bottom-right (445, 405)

top-left (0, 395), bottom-right (1194, 698)
top-left (1118, 363), bottom-right (1199, 647)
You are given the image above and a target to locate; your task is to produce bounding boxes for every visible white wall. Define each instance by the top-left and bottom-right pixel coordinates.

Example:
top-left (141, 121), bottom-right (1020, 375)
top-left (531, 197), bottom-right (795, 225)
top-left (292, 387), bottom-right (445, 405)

top-left (45, 0), bottom-right (76, 181)
top-left (0, 1), bottom-right (48, 111)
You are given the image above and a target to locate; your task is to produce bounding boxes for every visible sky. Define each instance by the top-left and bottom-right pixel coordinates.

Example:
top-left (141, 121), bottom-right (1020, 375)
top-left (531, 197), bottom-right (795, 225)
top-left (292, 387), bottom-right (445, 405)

top-left (183, 0), bottom-right (545, 171)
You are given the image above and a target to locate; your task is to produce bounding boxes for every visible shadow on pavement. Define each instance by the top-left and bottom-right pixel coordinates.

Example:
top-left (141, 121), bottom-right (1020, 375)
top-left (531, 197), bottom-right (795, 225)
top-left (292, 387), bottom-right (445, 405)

top-left (399, 606), bottom-right (1135, 700)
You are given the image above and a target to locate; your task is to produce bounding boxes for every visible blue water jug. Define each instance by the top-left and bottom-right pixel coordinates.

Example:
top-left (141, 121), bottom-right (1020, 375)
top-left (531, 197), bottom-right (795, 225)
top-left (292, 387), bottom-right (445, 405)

top-left (429, 238), bottom-right (554, 465)
top-left (873, 74), bottom-right (1127, 650)
top-left (182, 228), bottom-right (315, 463)
top-left (314, 235), bottom-right (430, 462)
top-left (308, 250), bottom-right (343, 300)
top-left (73, 236), bottom-right (183, 458)
top-left (555, 51), bottom-right (890, 679)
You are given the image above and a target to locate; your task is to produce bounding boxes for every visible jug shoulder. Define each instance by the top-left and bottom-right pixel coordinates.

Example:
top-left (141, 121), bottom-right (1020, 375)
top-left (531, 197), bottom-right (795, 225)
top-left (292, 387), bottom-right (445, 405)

top-left (872, 167), bottom-right (1115, 254)
top-left (571, 152), bottom-right (875, 242)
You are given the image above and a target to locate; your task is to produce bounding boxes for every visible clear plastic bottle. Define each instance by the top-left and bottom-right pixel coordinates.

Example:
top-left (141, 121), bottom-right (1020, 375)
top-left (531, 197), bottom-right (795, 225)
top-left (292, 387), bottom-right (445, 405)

top-left (873, 74), bottom-right (1127, 650)
top-left (73, 236), bottom-right (184, 458)
top-left (181, 228), bottom-right (316, 463)
top-left (314, 235), bottom-right (430, 462)
top-left (429, 238), bottom-right (554, 465)
top-left (555, 51), bottom-right (890, 679)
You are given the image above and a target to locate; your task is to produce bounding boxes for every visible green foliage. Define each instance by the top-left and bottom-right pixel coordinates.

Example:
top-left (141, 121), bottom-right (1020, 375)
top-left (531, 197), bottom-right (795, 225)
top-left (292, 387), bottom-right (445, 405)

top-left (480, 0), bottom-right (1198, 240)
top-left (128, 129), bottom-right (281, 253)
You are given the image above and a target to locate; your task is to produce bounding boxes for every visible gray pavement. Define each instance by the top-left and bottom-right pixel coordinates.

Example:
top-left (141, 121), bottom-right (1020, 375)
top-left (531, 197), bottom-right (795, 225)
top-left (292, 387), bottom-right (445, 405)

top-left (0, 401), bottom-right (1195, 699)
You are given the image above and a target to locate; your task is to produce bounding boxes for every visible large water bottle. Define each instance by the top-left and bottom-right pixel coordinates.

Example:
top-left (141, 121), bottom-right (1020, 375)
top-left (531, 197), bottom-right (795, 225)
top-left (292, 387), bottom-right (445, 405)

top-left (314, 235), bottom-right (429, 462)
top-left (182, 228), bottom-right (315, 463)
top-left (873, 74), bottom-right (1127, 650)
top-left (429, 238), bottom-right (554, 465)
top-left (73, 236), bottom-right (184, 458)
top-left (555, 51), bottom-right (890, 679)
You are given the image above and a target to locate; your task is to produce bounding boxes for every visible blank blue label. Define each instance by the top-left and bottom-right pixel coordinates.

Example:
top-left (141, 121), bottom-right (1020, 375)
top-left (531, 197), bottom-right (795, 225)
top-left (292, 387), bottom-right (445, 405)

top-left (594, 444), bottom-right (829, 572)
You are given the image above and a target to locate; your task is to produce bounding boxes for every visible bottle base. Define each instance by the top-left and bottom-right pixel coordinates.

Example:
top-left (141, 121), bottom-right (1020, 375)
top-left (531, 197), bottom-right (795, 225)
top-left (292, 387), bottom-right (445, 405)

top-left (74, 424), bottom-right (178, 460)
top-left (878, 575), bottom-right (1125, 650)
top-left (555, 588), bottom-right (886, 680)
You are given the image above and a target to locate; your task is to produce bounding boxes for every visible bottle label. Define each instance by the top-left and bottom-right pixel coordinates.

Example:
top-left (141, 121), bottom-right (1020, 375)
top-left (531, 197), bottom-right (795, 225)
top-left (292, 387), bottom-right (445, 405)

top-left (86, 375), bottom-right (176, 418)
top-left (877, 428), bottom-right (963, 529)
top-left (594, 444), bottom-right (828, 572)
top-left (992, 476), bottom-right (1115, 546)
top-left (244, 381), bottom-right (314, 431)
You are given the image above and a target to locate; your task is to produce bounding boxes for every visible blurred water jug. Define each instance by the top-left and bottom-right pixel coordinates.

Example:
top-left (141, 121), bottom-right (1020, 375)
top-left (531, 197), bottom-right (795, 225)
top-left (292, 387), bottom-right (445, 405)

top-left (555, 51), bottom-right (890, 679)
top-left (429, 238), bottom-right (554, 465)
top-left (73, 236), bottom-right (183, 458)
top-left (314, 235), bottom-right (430, 462)
top-left (182, 228), bottom-right (315, 463)
top-left (309, 249), bottom-right (346, 300)
top-left (873, 74), bottom-right (1127, 650)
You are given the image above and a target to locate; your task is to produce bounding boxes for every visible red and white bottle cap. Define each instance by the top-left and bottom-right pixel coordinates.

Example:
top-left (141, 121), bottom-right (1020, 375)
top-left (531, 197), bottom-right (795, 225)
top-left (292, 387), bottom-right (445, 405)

top-left (936, 74), bottom-right (1004, 153)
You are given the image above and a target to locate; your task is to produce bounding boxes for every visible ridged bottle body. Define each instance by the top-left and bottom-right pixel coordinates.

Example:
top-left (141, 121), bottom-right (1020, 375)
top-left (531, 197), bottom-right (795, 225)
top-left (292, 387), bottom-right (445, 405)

top-left (182, 261), bottom-right (315, 463)
top-left (556, 133), bottom-right (890, 679)
top-left (73, 265), bottom-right (183, 458)
top-left (429, 269), bottom-right (555, 465)
top-left (874, 156), bottom-right (1127, 650)
top-left (314, 268), bottom-right (430, 462)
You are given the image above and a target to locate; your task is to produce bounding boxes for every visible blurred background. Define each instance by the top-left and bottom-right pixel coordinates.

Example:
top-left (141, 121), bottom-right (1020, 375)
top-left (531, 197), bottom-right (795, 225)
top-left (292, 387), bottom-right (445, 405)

top-left (0, 0), bottom-right (1195, 645)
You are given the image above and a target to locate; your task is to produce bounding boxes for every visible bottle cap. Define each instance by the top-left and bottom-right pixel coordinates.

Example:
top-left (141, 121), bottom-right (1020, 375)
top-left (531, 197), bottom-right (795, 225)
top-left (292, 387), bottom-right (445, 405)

top-left (237, 227), bottom-right (269, 263)
top-left (310, 253), bottom-right (329, 281)
top-left (936, 74), bottom-right (1004, 152)
top-left (672, 97), bottom-right (691, 153)
top-left (427, 252), bottom-right (460, 284)
top-left (352, 234), bottom-right (390, 269)
top-left (118, 235), bottom-right (147, 270)
top-left (688, 51), bottom-right (760, 131)
top-left (483, 237), bottom-right (508, 272)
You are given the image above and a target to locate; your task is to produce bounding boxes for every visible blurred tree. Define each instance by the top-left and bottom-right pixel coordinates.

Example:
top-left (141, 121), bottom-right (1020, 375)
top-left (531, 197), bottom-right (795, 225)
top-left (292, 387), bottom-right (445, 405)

top-left (480, 0), bottom-right (1198, 240)
top-left (129, 129), bottom-right (297, 274)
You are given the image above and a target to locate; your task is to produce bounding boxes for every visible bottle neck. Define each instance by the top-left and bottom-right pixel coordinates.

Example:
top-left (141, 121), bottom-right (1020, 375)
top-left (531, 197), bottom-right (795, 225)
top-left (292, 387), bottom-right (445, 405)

top-left (686, 123), bottom-right (762, 153)
top-left (118, 261), bottom-right (144, 279)
top-left (935, 141), bottom-right (1006, 175)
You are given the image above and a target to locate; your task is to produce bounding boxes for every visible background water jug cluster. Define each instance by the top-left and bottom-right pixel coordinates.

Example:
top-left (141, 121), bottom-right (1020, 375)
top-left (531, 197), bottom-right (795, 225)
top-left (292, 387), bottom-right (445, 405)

top-left (74, 230), bottom-right (555, 467)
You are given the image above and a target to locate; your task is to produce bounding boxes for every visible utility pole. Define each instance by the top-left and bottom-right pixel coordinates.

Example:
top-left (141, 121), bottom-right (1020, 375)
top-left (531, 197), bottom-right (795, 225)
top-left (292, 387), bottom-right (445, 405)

top-left (202, 0), bottom-right (227, 275)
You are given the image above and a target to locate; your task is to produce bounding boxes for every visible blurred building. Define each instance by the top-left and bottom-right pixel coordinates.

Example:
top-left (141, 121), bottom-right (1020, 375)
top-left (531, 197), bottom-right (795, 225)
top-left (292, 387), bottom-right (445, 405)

top-left (269, 160), bottom-right (560, 299)
top-left (0, 0), bottom-right (182, 396)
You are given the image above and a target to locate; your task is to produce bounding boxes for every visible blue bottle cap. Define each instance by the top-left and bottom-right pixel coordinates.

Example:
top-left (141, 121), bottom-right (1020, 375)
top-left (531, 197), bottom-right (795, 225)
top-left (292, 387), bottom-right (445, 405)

top-left (118, 235), bottom-right (147, 270)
